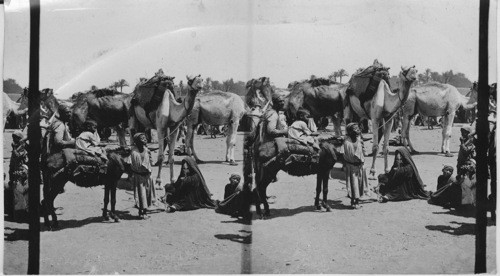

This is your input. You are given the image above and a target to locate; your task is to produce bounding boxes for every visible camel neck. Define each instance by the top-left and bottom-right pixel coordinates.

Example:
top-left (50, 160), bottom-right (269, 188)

top-left (397, 78), bottom-right (413, 102)
top-left (182, 87), bottom-right (198, 114)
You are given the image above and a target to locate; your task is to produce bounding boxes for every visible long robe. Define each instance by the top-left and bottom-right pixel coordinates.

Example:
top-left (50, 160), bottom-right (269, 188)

top-left (343, 136), bottom-right (368, 199)
top-left (128, 146), bottom-right (156, 210)
top-left (429, 175), bottom-right (460, 207)
top-left (215, 182), bottom-right (251, 216)
top-left (378, 147), bottom-right (430, 201)
top-left (167, 157), bottom-right (216, 211)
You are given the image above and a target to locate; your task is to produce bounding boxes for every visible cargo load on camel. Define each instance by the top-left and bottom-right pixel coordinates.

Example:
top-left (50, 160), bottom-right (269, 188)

top-left (257, 134), bottom-right (342, 177)
top-left (131, 69), bottom-right (176, 116)
top-left (345, 59), bottom-right (391, 116)
top-left (45, 148), bottom-right (108, 187)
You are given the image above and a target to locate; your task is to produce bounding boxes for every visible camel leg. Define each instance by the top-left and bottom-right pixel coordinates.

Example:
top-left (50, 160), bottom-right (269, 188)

top-left (332, 115), bottom-right (342, 136)
top-left (186, 124), bottom-right (203, 163)
top-left (382, 119), bottom-right (394, 173)
top-left (401, 115), bottom-right (412, 152)
top-left (315, 174), bottom-right (322, 210)
top-left (321, 170), bottom-right (331, 212)
top-left (442, 113), bottom-right (455, 157)
top-left (168, 128), bottom-right (179, 184)
top-left (226, 121), bottom-right (238, 165)
top-left (103, 183), bottom-right (110, 220)
top-left (110, 180), bottom-right (119, 222)
top-left (369, 119), bottom-right (380, 177)
top-left (155, 127), bottom-right (166, 185)
top-left (115, 126), bottom-right (127, 146)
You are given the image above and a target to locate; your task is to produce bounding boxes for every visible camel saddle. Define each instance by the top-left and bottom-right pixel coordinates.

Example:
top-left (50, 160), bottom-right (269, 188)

top-left (45, 148), bottom-right (107, 187)
top-left (131, 70), bottom-right (172, 115)
top-left (258, 137), bottom-right (320, 166)
top-left (346, 63), bottom-right (391, 110)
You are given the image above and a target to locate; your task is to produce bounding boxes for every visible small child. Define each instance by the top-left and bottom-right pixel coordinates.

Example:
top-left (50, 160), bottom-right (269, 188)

top-left (456, 126), bottom-right (475, 176)
top-left (224, 174), bottom-right (242, 199)
top-left (76, 120), bottom-right (104, 158)
top-left (437, 165), bottom-right (456, 190)
top-left (288, 108), bottom-right (319, 150)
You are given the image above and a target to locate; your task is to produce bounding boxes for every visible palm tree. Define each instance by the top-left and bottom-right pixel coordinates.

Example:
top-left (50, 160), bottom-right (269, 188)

top-left (328, 71), bottom-right (339, 82)
top-left (424, 68), bottom-right (432, 83)
top-left (337, 69), bottom-right (348, 83)
top-left (116, 79), bottom-right (129, 92)
top-left (90, 85), bottom-right (98, 91)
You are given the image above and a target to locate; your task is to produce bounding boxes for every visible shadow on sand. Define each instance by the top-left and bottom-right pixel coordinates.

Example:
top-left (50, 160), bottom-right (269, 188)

top-left (214, 230), bottom-right (252, 244)
top-left (4, 227), bottom-right (30, 241)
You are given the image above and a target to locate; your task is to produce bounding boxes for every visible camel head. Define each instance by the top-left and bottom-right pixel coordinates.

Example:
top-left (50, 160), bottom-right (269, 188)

top-left (158, 76), bottom-right (176, 93)
top-left (186, 74), bottom-right (204, 91)
top-left (399, 66), bottom-right (418, 82)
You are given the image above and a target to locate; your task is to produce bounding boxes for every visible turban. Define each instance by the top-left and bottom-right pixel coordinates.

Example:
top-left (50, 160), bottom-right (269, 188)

top-left (460, 126), bottom-right (472, 134)
top-left (229, 174), bottom-right (241, 181)
top-left (12, 130), bottom-right (25, 140)
top-left (346, 123), bottom-right (359, 135)
top-left (296, 108), bottom-right (310, 118)
top-left (442, 165), bottom-right (454, 172)
top-left (133, 133), bottom-right (146, 144)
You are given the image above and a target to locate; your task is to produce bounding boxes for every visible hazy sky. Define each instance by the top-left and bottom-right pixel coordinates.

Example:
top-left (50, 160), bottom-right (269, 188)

top-left (3, 0), bottom-right (498, 98)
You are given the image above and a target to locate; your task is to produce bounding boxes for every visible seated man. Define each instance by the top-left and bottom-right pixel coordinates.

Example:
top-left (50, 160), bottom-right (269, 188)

top-left (215, 174), bottom-right (252, 219)
top-left (288, 108), bottom-right (320, 150)
top-left (76, 120), bottom-right (105, 159)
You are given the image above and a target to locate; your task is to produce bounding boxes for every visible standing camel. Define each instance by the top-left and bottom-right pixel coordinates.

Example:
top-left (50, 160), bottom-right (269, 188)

top-left (185, 90), bottom-right (246, 165)
top-left (3, 92), bottom-right (28, 130)
top-left (286, 79), bottom-right (347, 136)
top-left (346, 64), bottom-right (418, 175)
top-left (70, 89), bottom-right (133, 145)
top-left (400, 82), bottom-right (477, 156)
top-left (244, 109), bottom-right (343, 218)
top-left (130, 75), bottom-right (204, 185)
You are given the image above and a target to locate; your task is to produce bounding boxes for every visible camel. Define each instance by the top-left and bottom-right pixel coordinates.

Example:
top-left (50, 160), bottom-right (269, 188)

top-left (400, 82), bottom-right (477, 156)
top-left (3, 92), bottom-right (28, 130)
top-left (244, 108), bottom-right (343, 218)
top-left (130, 75), bottom-right (203, 185)
top-left (286, 79), bottom-right (347, 136)
top-left (346, 63), bottom-right (418, 175)
top-left (41, 147), bottom-right (131, 229)
top-left (185, 90), bottom-right (246, 165)
top-left (70, 89), bottom-right (133, 145)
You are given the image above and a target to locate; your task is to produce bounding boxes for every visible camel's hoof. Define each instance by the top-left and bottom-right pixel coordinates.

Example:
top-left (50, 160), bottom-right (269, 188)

top-left (153, 161), bottom-right (162, 166)
top-left (410, 150), bottom-right (420, 155)
top-left (316, 205), bottom-right (322, 210)
top-left (445, 152), bottom-right (454, 157)
top-left (229, 161), bottom-right (238, 166)
top-left (322, 203), bottom-right (331, 212)
top-left (196, 159), bottom-right (205, 164)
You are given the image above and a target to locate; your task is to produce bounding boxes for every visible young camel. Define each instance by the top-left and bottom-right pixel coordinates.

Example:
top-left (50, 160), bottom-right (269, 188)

top-left (130, 75), bottom-right (204, 185)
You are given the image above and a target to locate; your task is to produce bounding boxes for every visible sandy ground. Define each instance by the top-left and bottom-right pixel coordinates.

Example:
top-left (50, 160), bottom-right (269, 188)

top-left (3, 125), bottom-right (497, 274)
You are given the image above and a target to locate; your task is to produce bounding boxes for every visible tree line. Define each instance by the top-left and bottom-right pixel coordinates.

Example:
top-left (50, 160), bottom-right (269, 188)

top-left (3, 68), bottom-right (473, 100)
